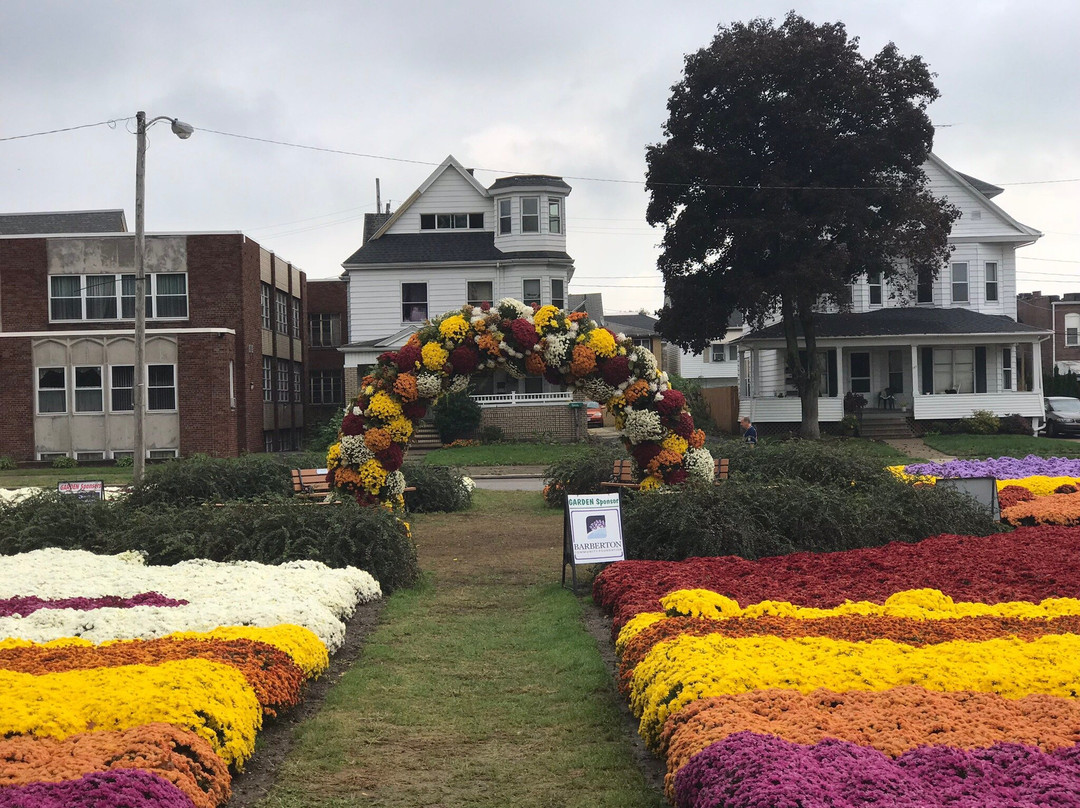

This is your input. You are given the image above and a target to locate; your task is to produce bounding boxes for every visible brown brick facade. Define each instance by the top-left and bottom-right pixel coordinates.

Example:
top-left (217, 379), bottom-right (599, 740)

top-left (177, 333), bottom-right (239, 456)
top-left (1018, 291), bottom-right (1080, 375)
top-left (479, 405), bottom-right (588, 443)
top-left (0, 338), bottom-right (34, 460)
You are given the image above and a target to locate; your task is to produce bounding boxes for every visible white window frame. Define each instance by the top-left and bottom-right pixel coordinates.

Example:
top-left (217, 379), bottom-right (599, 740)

top-left (229, 360), bottom-right (236, 409)
top-left (262, 356), bottom-right (273, 402)
top-left (985, 262), bottom-right (999, 303)
top-left (551, 278), bottom-right (565, 310)
top-left (73, 365), bottom-right (104, 414)
top-left (521, 197), bottom-right (540, 233)
top-left (48, 272), bottom-right (187, 323)
top-left (291, 297), bottom-right (301, 337)
top-left (1066, 313), bottom-right (1080, 347)
top-left (867, 270), bottom-right (883, 307)
top-left (38, 452), bottom-right (70, 461)
top-left (728, 343), bottom-right (739, 361)
top-left (467, 280), bottom-right (494, 308)
top-left (148, 448), bottom-right (179, 460)
top-left (849, 352), bottom-right (871, 394)
top-left (916, 267), bottom-right (934, 304)
top-left (498, 199), bottom-right (512, 235)
top-left (933, 348), bottom-right (975, 394)
top-left (276, 359), bottom-right (289, 403)
top-left (402, 282), bottom-right (428, 323)
top-left (110, 365), bottom-right (135, 412)
top-left (152, 273), bottom-right (188, 319)
top-left (261, 283), bottom-right (272, 329)
top-left (275, 290), bottom-right (289, 335)
top-left (146, 364), bottom-right (177, 412)
top-left (522, 278), bottom-right (542, 307)
top-left (76, 451), bottom-right (105, 461)
top-left (49, 275), bottom-right (83, 320)
top-left (37, 366), bottom-right (67, 415)
top-left (710, 343), bottom-right (725, 362)
top-left (293, 362), bottom-right (302, 403)
top-left (548, 198), bottom-right (562, 234)
top-left (1002, 347), bottom-right (1013, 391)
top-left (951, 262), bottom-right (969, 303)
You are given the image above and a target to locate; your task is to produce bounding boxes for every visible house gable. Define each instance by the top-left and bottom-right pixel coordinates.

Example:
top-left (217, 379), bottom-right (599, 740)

top-left (926, 154), bottom-right (1041, 244)
top-left (372, 155), bottom-right (490, 239)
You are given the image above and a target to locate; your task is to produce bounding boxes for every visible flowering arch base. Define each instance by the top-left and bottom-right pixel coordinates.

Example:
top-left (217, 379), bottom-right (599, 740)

top-left (327, 299), bottom-right (715, 508)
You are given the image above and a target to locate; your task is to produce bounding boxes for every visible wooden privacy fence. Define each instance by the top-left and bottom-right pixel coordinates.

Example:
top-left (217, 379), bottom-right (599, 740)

top-left (700, 386), bottom-right (740, 434)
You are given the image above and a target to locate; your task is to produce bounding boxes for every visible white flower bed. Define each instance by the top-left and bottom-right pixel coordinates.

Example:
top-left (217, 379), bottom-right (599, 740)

top-left (0, 549), bottom-right (381, 652)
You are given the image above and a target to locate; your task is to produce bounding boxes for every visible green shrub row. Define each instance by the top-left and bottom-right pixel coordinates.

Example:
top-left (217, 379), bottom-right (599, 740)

top-left (0, 494), bottom-right (419, 594)
top-left (402, 464), bottom-right (474, 513)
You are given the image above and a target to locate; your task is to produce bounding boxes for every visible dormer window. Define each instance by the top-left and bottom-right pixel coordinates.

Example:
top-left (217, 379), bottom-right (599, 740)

top-left (498, 200), bottom-right (511, 234)
top-left (548, 198), bottom-right (562, 234)
top-left (420, 213), bottom-right (484, 230)
top-left (521, 198), bottom-right (540, 233)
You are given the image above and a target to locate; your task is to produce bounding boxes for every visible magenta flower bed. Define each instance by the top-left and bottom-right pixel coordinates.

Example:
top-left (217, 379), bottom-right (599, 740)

top-left (0, 593), bottom-right (188, 619)
top-left (905, 455), bottom-right (1080, 479)
top-left (594, 526), bottom-right (1080, 630)
top-left (674, 732), bottom-right (1080, 808)
top-left (0, 769), bottom-right (195, 808)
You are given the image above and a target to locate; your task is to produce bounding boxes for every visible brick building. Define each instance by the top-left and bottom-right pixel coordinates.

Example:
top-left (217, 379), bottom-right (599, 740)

top-left (0, 211), bottom-right (308, 461)
top-left (306, 278), bottom-right (347, 433)
top-left (1017, 290), bottom-right (1080, 376)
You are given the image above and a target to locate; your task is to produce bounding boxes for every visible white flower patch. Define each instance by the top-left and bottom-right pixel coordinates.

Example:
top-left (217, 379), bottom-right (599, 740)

top-left (0, 549), bottom-right (382, 652)
top-left (497, 298), bottom-right (532, 320)
top-left (461, 476), bottom-right (476, 493)
top-left (684, 447), bottom-right (716, 483)
top-left (629, 346), bottom-right (658, 377)
top-left (416, 372), bottom-right (443, 399)
top-left (623, 409), bottom-right (666, 445)
top-left (384, 471), bottom-right (406, 499)
top-left (576, 377), bottom-right (618, 404)
top-left (543, 332), bottom-right (573, 368)
top-left (447, 375), bottom-right (470, 394)
top-left (339, 435), bottom-right (373, 466)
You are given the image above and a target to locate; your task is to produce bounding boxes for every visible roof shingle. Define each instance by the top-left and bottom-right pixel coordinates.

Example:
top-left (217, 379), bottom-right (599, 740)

top-left (0, 210), bottom-right (127, 235)
top-left (741, 307), bottom-right (1047, 341)
top-left (343, 232), bottom-right (571, 266)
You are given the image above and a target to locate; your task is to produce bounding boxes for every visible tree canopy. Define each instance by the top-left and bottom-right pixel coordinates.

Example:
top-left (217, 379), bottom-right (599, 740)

top-left (646, 12), bottom-right (958, 436)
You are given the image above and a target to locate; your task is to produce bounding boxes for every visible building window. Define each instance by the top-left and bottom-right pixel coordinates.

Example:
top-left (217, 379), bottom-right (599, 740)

top-left (522, 279), bottom-right (542, 307)
top-left (710, 343), bottom-right (725, 362)
top-left (631, 337), bottom-right (652, 348)
top-left (37, 367), bottom-right (66, 414)
top-left (310, 370), bottom-right (343, 405)
top-left (111, 365), bottom-right (134, 412)
top-left (849, 352), bottom-right (871, 394)
top-left (261, 284), bottom-right (272, 329)
top-left (275, 290), bottom-right (289, 334)
top-left (498, 199), bottom-right (512, 235)
top-left (521, 197), bottom-right (540, 233)
top-left (548, 198), bottom-right (562, 234)
top-left (916, 267), bottom-right (933, 304)
top-left (309, 313), bottom-right (341, 347)
top-left (74, 366), bottom-right (103, 413)
top-left (868, 270), bottom-right (883, 306)
top-left (148, 449), bottom-right (178, 460)
top-left (264, 431), bottom-right (274, 452)
top-left (551, 278), bottom-right (565, 310)
top-left (155, 273), bottom-right (188, 318)
top-left (888, 349), bottom-right (904, 394)
top-left (147, 365), bottom-right (176, 411)
top-left (291, 297), bottom-right (301, 337)
top-left (86, 276), bottom-right (117, 320)
top-left (951, 263), bottom-right (969, 303)
top-left (933, 348), bottom-right (974, 393)
top-left (262, 356), bottom-right (273, 402)
top-left (293, 362), bottom-right (302, 403)
top-left (50, 276), bottom-right (82, 320)
top-left (120, 275), bottom-right (152, 319)
top-left (728, 343), bottom-right (738, 361)
top-left (985, 262), bottom-right (999, 303)
top-left (402, 283), bottom-right (428, 322)
top-left (1066, 313), bottom-right (1080, 347)
top-left (1002, 347), bottom-right (1013, 391)
top-left (467, 281), bottom-right (493, 308)
top-left (229, 360), bottom-right (236, 409)
top-left (277, 359), bottom-right (289, 403)
top-left (76, 451), bottom-right (104, 461)
top-left (421, 213), bottom-right (485, 230)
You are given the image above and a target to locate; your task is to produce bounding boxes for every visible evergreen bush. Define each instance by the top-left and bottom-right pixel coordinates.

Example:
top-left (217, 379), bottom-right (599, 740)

top-left (542, 442), bottom-right (627, 508)
top-left (401, 464), bottom-right (473, 512)
top-left (432, 391), bottom-right (482, 443)
top-left (124, 454), bottom-right (294, 508)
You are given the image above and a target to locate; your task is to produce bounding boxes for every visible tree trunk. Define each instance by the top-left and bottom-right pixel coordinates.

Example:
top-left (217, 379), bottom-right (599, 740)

top-left (779, 298), bottom-right (821, 440)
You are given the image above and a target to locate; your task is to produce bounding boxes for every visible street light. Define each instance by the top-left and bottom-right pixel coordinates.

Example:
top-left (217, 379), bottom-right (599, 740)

top-left (133, 111), bottom-right (193, 484)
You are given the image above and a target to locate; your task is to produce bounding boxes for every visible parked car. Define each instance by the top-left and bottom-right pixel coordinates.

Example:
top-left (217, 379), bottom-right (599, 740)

top-left (1044, 396), bottom-right (1080, 437)
top-left (585, 401), bottom-right (604, 428)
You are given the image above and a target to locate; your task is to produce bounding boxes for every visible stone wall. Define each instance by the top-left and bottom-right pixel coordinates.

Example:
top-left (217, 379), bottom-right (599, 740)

top-left (479, 404), bottom-right (588, 443)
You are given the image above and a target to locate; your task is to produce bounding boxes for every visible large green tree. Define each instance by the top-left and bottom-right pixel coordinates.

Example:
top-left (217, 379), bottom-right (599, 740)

top-left (646, 13), bottom-right (958, 438)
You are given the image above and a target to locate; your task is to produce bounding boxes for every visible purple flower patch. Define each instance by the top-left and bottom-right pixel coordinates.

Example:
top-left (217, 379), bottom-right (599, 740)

top-left (0, 769), bottom-right (196, 808)
top-left (905, 455), bottom-right (1080, 480)
top-left (674, 732), bottom-right (1080, 808)
top-left (0, 593), bottom-right (188, 619)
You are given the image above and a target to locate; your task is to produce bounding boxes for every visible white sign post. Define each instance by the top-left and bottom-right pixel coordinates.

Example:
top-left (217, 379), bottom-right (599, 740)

top-left (561, 492), bottom-right (624, 591)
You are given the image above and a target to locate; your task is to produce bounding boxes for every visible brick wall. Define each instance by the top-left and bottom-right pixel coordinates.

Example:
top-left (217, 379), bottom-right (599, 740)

top-left (176, 333), bottom-right (239, 457)
top-left (479, 405), bottom-right (587, 443)
top-left (0, 238), bottom-right (49, 331)
top-left (0, 339), bottom-right (34, 460)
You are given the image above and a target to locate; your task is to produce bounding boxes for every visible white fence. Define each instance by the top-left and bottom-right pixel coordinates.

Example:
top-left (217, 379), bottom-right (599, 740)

top-left (470, 391), bottom-right (574, 408)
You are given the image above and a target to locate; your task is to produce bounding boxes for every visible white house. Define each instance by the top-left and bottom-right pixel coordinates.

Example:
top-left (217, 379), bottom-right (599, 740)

top-left (736, 153), bottom-right (1050, 429)
top-left (339, 154), bottom-right (575, 403)
top-left (676, 312), bottom-right (746, 388)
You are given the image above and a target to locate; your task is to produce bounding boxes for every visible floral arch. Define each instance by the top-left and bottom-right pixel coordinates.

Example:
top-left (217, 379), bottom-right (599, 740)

top-left (326, 299), bottom-right (716, 508)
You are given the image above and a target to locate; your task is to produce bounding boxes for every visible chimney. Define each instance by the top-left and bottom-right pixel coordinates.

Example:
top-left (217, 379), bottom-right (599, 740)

top-left (375, 179), bottom-right (381, 214)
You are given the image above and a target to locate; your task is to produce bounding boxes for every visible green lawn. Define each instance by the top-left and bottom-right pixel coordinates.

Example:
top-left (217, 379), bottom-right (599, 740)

top-left (0, 466), bottom-right (133, 489)
top-left (922, 433), bottom-right (1080, 459)
top-left (422, 441), bottom-right (591, 467)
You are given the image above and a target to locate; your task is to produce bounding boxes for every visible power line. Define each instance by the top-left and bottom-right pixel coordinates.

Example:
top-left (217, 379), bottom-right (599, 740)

top-left (0, 118), bottom-right (132, 142)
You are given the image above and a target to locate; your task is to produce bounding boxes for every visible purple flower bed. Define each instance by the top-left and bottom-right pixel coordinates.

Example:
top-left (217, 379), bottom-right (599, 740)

top-left (0, 770), bottom-right (195, 808)
top-left (905, 455), bottom-right (1080, 479)
top-left (674, 732), bottom-right (1080, 808)
top-left (0, 593), bottom-right (188, 619)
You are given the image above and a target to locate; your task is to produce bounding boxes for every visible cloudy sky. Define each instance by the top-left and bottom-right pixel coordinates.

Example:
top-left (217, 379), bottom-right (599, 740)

top-left (3, 0), bottom-right (1078, 314)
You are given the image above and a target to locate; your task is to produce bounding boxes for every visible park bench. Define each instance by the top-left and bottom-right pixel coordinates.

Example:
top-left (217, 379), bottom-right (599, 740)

top-left (291, 468), bottom-right (417, 502)
top-left (600, 457), bottom-right (728, 491)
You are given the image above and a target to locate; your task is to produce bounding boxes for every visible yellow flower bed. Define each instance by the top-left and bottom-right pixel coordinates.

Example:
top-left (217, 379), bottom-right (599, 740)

top-left (615, 612), bottom-right (669, 655)
top-left (630, 633), bottom-right (1080, 750)
top-left (998, 476), bottom-right (1080, 497)
top-left (438, 314), bottom-right (470, 342)
top-left (0, 658), bottom-right (262, 767)
top-left (173, 625), bottom-right (330, 678)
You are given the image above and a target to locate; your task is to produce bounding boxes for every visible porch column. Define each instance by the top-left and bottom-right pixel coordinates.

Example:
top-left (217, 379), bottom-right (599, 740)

top-left (1033, 340), bottom-right (1043, 394)
top-left (750, 348), bottom-right (759, 419)
top-left (911, 343), bottom-right (920, 396)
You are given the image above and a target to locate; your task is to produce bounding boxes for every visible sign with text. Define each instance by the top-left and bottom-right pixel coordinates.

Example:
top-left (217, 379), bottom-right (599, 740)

top-left (57, 480), bottom-right (105, 502)
top-left (566, 493), bottom-right (624, 564)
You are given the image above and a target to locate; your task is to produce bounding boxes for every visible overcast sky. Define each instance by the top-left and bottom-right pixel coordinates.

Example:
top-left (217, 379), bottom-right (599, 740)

top-left (3, 0), bottom-right (1078, 314)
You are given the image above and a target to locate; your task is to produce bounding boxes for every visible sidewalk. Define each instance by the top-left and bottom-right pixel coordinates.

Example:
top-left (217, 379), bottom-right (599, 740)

top-left (883, 437), bottom-right (957, 462)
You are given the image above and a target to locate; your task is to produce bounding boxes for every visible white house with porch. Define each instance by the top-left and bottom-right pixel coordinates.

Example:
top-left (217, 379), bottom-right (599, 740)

top-left (737, 153), bottom-right (1050, 432)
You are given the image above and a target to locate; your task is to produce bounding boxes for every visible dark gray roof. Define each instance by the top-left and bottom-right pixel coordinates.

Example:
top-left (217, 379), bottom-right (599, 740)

top-left (488, 175), bottom-right (571, 192)
top-left (605, 313), bottom-right (659, 335)
top-left (742, 307), bottom-right (1048, 341)
top-left (0, 209), bottom-right (127, 235)
top-left (343, 232), bottom-right (571, 265)
top-left (568, 292), bottom-right (603, 320)
top-left (956, 172), bottom-right (1004, 199)
top-left (362, 212), bottom-right (392, 244)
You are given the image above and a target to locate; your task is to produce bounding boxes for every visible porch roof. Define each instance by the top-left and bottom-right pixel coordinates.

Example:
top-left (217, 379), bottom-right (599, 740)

top-left (740, 308), bottom-right (1049, 343)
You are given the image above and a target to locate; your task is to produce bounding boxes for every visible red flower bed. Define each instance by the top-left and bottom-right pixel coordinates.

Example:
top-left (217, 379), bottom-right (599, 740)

top-left (594, 526), bottom-right (1080, 630)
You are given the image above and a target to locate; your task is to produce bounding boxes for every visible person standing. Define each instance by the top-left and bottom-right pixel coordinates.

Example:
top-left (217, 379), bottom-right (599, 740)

top-left (739, 416), bottom-right (758, 446)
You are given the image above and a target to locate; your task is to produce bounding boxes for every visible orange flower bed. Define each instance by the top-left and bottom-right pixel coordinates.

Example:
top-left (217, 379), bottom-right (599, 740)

top-left (617, 614), bottom-right (1080, 696)
top-left (0, 637), bottom-right (305, 717)
top-left (659, 687), bottom-right (1080, 799)
top-left (0, 722), bottom-right (230, 808)
top-left (1003, 490), bottom-right (1080, 526)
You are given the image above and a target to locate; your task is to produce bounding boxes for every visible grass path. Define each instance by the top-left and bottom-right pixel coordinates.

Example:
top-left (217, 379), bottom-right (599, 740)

top-left (254, 491), bottom-right (663, 808)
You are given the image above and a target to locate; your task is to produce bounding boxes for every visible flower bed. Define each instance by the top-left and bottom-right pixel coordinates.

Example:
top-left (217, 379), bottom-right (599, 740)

top-left (903, 455), bottom-right (1080, 479)
top-left (1003, 489), bottom-right (1080, 526)
top-left (0, 549), bottom-right (382, 807)
top-left (595, 526), bottom-right (1080, 807)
